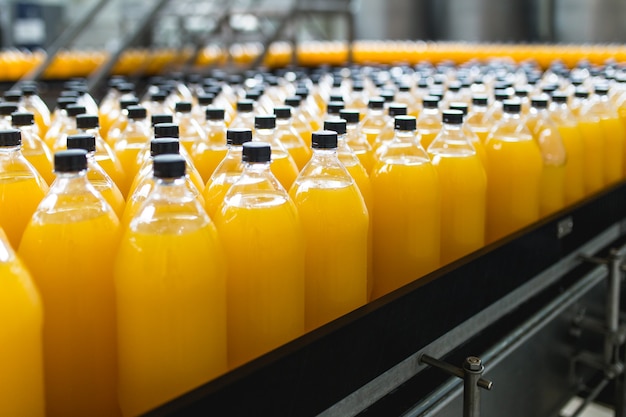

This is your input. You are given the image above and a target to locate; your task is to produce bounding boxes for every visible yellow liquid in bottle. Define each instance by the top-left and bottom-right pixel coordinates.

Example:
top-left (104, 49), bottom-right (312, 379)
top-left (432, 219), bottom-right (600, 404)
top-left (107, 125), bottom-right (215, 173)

top-left (270, 151), bottom-right (300, 191)
top-left (578, 121), bottom-right (606, 195)
top-left (556, 124), bottom-right (585, 204)
top-left (539, 164), bottom-right (567, 216)
top-left (191, 129), bottom-right (228, 184)
top-left (599, 117), bottom-right (625, 184)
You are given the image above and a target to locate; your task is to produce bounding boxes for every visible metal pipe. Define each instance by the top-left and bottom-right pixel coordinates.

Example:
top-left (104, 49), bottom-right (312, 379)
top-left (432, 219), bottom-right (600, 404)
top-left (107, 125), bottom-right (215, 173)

top-left (605, 250), bottom-right (622, 366)
top-left (87, 0), bottom-right (171, 94)
top-left (566, 377), bottom-right (610, 417)
top-left (19, 0), bottom-right (113, 83)
top-left (463, 357), bottom-right (483, 417)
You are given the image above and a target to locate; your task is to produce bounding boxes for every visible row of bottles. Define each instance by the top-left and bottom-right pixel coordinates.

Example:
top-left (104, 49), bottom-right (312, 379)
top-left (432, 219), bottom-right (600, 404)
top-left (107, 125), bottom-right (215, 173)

top-left (2, 58), bottom-right (626, 416)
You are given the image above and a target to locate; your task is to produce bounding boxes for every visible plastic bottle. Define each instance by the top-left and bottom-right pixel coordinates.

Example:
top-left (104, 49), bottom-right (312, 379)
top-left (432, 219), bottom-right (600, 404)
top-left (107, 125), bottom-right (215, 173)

top-left (295, 86), bottom-right (323, 131)
top-left (326, 100), bottom-right (345, 120)
top-left (142, 90), bottom-right (170, 117)
top-left (105, 98), bottom-right (140, 145)
top-left (67, 134), bottom-right (125, 218)
top-left (213, 141), bottom-right (305, 368)
top-left (289, 130), bottom-right (368, 330)
top-left (526, 96), bottom-right (567, 216)
top-left (428, 110), bottom-right (486, 265)
top-left (361, 97), bottom-right (387, 146)
top-left (100, 82), bottom-right (136, 137)
top-left (395, 83), bottom-right (420, 118)
top-left (416, 95), bottom-right (443, 150)
top-left (485, 89), bottom-right (511, 123)
top-left (466, 95), bottom-right (492, 144)
top-left (20, 83), bottom-right (51, 137)
top-left (584, 85), bottom-right (625, 183)
top-left (50, 103), bottom-right (85, 152)
top-left (370, 115), bottom-right (440, 299)
top-left (448, 102), bottom-right (488, 167)
top-left (174, 101), bottom-right (208, 155)
top-left (375, 103), bottom-right (408, 152)
top-left (203, 128), bottom-right (253, 218)
top-left (75, 114), bottom-right (127, 194)
top-left (11, 111), bottom-right (55, 185)
top-left (132, 114), bottom-right (174, 170)
top-left (274, 106), bottom-right (312, 170)
top-left (549, 92), bottom-right (586, 204)
top-left (0, 227), bottom-right (45, 417)
top-left (190, 107), bottom-right (228, 183)
top-left (570, 88), bottom-right (606, 195)
top-left (285, 95), bottom-right (314, 147)
top-left (0, 102), bottom-right (19, 129)
top-left (18, 149), bottom-right (121, 417)
top-left (44, 97), bottom-right (76, 147)
top-left (340, 109), bottom-right (374, 173)
top-left (229, 100), bottom-right (256, 130)
top-left (253, 115), bottom-right (300, 190)
top-left (115, 154), bottom-right (227, 416)
top-left (345, 81), bottom-right (369, 115)
top-left (484, 100), bottom-right (543, 243)
top-left (112, 105), bottom-right (151, 194)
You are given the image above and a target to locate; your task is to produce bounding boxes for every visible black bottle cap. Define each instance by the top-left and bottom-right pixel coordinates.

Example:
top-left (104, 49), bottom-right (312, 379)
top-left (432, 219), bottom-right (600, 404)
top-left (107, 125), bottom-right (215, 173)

top-left (66, 134), bottom-right (96, 152)
top-left (502, 100), bottom-right (522, 113)
top-left (242, 141), bottom-right (271, 163)
top-left (76, 114), bottom-right (99, 129)
top-left (295, 87), bottom-right (309, 98)
top-left (595, 84), bottom-right (610, 95)
top-left (151, 114), bottom-right (173, 126)
top-left (205, 107), bottom-right (225, 121)
top-left (574, 88), bottom-right (589, 99)
top-left (56, 97), bottom-right (76, 110)
top-left (20, 84), bottom-right (38, 96)
top-left (327, 101), bottom-right (345, 115)
top-left (329, 94), bottom-right (344, 102)
top-left (447, 81), bottom-right (461, 92)
top-left (150, 138), bottom-right (180, 156)
top-left (237, 100), bottom-right (254, 112)
top-left (551, 92), bottom-right (568, 103)
top-left (417, 79), bottom-right (429, 88)
top-left (339, 109), bottom-right (360, 124)
top-left (368, 97), bottom-right (385, 109)
top-left (449, 102), bottom-right (468, 116)
top-left (285, 96), bottom-right (302, 107)
top-left (175, 101), bottom-right (192, 113)
top-left (120, 98), bottom-right (140, 110)
top-left (255, 115), bottom-right (276, 129)
top-left (273, 106), bottom-right (291, 119)
top-left (246, 90), bottom-right (262, 101)
top-left (154, 122), bottom-right (179, 138)
top-left (494, 89), bottom-right (510, 102)
top-left (0, 103), bottom-right (18, 116)
top-left (398, 84), bottom-right (411, 92)
top-left (530, 96), bottom-right (549, 109)
top-left (542, 83), bottom-right (558, 94)
top-left (514, 87), bottom-right (529, 97)
top-left (442, 109), bottom-right (464, 124)
top-left (352, 82), bottom-right (364, 92)
top-left (472, 95), bottom-right (488, 106)
top-left (11, 112), bottom-right (34, 126)
top-left (395, 115), bottom-right (417, 131)
top-left (0, 129), bottom-right (21, 146)
top-left (323, 119), bottom-right (347, 135)
top-left (227, 128), bottom-right (253, 146)
top-left (3, 90), bottom-right (22, 102)
top-left (60, 90), bottom-right (80, 98)
top-left (422, 95), bottom-right (440, 109)
top-left (127, 105), bottom-right (147, 120)
top-left (198, 93), bottom-right (215, 106)
top-left (153, 154), bottom-right (186, 179)
top-left (117, 83), bottom-right (135, 94)
top-left (312, 130), bottom-right (338, 149)
top-left (388, 103), bottom-right (408, 117)
top-left (67, 104), bottom-right (87, 117)
top-left (150, 91), bottom-right (167, 102)
top-left (54, 149), bottom-right (87, 172)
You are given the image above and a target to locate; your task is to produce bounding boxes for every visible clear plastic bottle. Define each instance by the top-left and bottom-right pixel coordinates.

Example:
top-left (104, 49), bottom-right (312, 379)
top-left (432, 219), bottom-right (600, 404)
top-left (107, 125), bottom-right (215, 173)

top-left (203, 128), bottom-right (253, 218)
top-left (0, 227), bottom-right (45, 417)
top-left (174, 101), bottom-right (208, 155)
top-left (326, 101), bottom-right (345, 120)
top-left (105, 98), bottom-right (140, 146)
top-left (374, 103), bottom-right (408, 153)
top-left (190, 107), bottom-right (228, 183)
top-left (466, 94), bottom-right (492, 144)
top-left (11, 111), bottom-right (55, 185)
top-left (274, 106), bottom-right (312, 170)
top-left (416, 95), bottom-right (442, 150)
top-left (340, 109), bottom-right (374, 173)
top-left (295, 86), bottom-right (323, 131)
top-left (142, 90), bottom-right (170, 117)
top-left (575, 88), bottom-right (606, 194)
top-left (100, 82), bottom-right (136, 138)
top-left (253, 115), bottom-right (300, 190)
top-left (50, 103), bottom-right (85, 152)
top-left (289, 130), bottom-right (368, 330)
top-left (370, 116), bottom-right (440, 299)
top-left (0, 129), bottom-right (48, 250)
top-left (115, 154), bottom-right (227, 416)
top-left (395, 83), bottom-right (420, 118)
top-left (44, 97), bottom-right (76, 147)
top-left (112, 105), bottom-right (151, 195)
top-left (20, 83), bottom-right (51, 138)
top-left (67, 134), bottom-right (125, 219)
top-left (448, 102), bottom-right (488, 167)
top-left (213, 142), bottom-right (305, 368)
top-left (229, 100), bottom-right (256, 130)
top-left (526, 96), bottom-right (567, 216)
top-left (484, 100), bottom-right (543, 243)
top-left (0, 103), bottom-right (19, 129)
top-left (484, 89), bottom-right (511, 123)
top-left (19, 149), bottom-right (121, 417)
top-left (361, 97), bottom-right (387, 146)
top-left (428, 110), bottom-right (486, 265)
top-left (345, 81), bottom-right (369, 115)
top-left (285, 95), bottom-right (314, 147)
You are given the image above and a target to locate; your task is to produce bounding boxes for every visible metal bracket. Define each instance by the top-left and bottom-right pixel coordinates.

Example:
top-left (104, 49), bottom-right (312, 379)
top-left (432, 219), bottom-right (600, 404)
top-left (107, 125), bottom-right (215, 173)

top-left (419, 355), bottom-right (493, 417)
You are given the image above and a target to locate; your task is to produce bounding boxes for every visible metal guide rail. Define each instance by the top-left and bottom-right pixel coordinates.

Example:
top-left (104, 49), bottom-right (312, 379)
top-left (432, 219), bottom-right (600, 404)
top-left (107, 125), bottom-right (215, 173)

top-left (146, 181), bottom-right (626, 417)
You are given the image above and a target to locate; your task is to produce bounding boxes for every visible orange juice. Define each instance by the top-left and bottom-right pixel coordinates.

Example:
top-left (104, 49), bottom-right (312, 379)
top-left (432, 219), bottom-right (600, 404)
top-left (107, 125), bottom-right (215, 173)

top-left (12, 112), bottom-right (55, 184)
top-left (416, 96), bottom-right (442, 150)
top-left (44, 97), bottom-right (76, 148)
top-left (213, 142), bottom-right (304, 368)
top-left (175, 102), bottom-right (208, 155)
top-left (600, 116), bottom-right (625, 183)
top-left (285, 96), bottom-right (314, 147)
top-left (467, 95), bottom-right (492, 144)
top-left (112, 106), bottom-right (151, 195)
top-left (21, 84), bottom-right (51, 137)
top-left (0, 129), bottom-right (48, 249)
top-left (289, 131), bottom-right (368, 330)
top-left (374, 104), bottom-right (407, 153)
top-left (428, 110), bottom-right (486, 265)
top-left (191, 108), bottom-right (228, 183)
top-left (115, 155), bottom-right (227, 416)
top-left (361, 97), bottom-right (387, 145)
top-left (371, 116), bottom-right (440, 299)
top-left (448, 102), bottom-right (488, 168)
top-left (485, 101), bottom-right (543, 243)
top-left (105, 97), bottom-right (138, 145)
top-left (254, 115), bottom-right (300, 190)
top-left (0, 229), bottom-right (45, 417)
top-left (274, 107), bottom-right (312, 170)
top-left (341, 109), bottom-right (374, 172)
top-left (19, 149), bottom-right (120, 417)
top-left (578, 120), bottom-right (606, 194)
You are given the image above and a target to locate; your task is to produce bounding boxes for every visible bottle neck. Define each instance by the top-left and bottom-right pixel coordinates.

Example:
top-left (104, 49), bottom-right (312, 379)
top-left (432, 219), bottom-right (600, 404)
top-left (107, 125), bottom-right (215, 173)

top-left (0, 145), bottom-right (20, 155)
